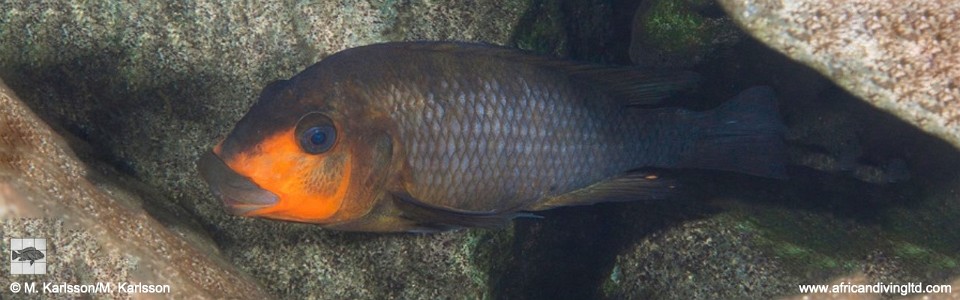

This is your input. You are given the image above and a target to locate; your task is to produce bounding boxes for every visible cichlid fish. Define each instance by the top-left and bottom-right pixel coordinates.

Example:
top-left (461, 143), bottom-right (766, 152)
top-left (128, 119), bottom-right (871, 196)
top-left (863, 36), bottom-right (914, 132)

top-left (198, 42), bottom-right (785, 232)
top-left (12, 247), bottom-right (44, 265)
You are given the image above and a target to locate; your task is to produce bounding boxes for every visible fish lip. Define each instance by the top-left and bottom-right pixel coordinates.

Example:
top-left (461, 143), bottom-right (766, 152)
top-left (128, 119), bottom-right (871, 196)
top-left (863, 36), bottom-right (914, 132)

top-left (197, 150), bottom-right (278, 216)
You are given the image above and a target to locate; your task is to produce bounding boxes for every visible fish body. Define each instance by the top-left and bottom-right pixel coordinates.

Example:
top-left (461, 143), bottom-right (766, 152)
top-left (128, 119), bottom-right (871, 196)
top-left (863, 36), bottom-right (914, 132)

top-left (13, 247), bottom-right (44, 265)
top-left (198, 42), bottom-right (785, 232)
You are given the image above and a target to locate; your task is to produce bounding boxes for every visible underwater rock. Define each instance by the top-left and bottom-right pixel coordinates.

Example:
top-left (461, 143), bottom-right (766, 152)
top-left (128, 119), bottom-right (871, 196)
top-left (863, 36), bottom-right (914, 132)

top-left (510, 0), bottom-right (631, 62)
top-left (602, 215), bottom-right (798, 299)
top-left (604, 206), bottom-right (960, 299)
top-left (718, 0), bottom-right (960, 150)
top-left (630, 0), bottom-right (742, 68)
top-left (0, 79), bottom-right (267, 298)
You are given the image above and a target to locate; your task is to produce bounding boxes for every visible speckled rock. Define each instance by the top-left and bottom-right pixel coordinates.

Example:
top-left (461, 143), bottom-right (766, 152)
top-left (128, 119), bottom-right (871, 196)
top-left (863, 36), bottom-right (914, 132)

top-left (718, 0), bottom-right (960, 150)
top-left (602, 215), bottom-right (799, 299)
top-left (603, 205), bottom-right (960, 299)
top-left (600, 161), bottom-right (960, 299)
top-left (0, 1), bottom-right (526, 299)
top-left (0, 79), bottom-right (266, 298)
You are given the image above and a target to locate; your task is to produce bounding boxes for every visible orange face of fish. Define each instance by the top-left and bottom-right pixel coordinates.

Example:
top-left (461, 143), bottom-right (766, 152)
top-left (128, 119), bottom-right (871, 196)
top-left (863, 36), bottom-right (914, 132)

top-left (211, 112), bottom-right (355, 223)
top-left (198, 71), bottom-right (399, 230)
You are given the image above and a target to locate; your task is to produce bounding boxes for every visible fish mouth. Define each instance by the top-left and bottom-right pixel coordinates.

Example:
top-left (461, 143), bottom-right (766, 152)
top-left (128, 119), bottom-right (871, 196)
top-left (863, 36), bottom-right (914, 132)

top-left (197, 150), bottom-right (279, 216)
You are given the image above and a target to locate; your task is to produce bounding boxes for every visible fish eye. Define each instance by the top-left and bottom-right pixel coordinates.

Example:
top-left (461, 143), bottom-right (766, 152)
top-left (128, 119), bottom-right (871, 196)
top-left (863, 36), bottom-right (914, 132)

top-left (295, 112), bottom-right (337, 154)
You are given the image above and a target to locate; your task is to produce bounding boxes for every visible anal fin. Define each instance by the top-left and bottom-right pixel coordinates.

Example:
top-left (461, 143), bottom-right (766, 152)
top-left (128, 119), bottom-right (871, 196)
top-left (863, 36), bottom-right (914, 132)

top-left (392, 192), bottom-right (535, 231)
top-left (528, 169), bottom-right (678, 211)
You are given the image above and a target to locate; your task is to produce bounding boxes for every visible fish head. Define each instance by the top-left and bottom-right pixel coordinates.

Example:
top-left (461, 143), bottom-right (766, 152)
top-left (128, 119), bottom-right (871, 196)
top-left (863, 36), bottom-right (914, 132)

top-left (198, 72), bottom-right (397, 225)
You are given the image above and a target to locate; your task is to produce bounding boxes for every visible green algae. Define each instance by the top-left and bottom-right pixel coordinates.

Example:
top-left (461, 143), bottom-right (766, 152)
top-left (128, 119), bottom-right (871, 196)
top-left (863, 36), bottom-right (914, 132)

top-left (630, 0), bottom-right (741, 68)
top-left (464, 227), bottom-right (516, 300)
top-left (641, 0), bottom-right (707, 54)
top-left (511, 0), bottom-right (567, 56)
top-left (891, 242), bottom-right (959, 277)
top-left (735, 208), bottom-right (865, 277)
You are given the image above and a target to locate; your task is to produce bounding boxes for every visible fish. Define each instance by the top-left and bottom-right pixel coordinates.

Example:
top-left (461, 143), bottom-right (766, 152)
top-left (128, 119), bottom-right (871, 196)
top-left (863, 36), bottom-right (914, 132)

top-left (198, 42), bottom-right (786, 232)
top-left (12, 247), bottom-right (45, 265)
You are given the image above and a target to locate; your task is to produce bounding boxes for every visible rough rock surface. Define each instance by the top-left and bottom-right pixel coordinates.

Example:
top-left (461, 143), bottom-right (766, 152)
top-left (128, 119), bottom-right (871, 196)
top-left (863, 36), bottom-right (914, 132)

top-left (0, 80), bottom-right (267, 298)
top-left (605, 203), bottom-right (960, 299)
top-left (718, 0), bottom-right (960, 150)
top-left (630, 0), bottom-right (742, 69)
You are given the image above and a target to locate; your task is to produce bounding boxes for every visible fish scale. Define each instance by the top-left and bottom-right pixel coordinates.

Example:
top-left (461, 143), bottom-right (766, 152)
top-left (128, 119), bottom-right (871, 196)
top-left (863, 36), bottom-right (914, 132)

top-left (383, 62), bottom-right (652, 213)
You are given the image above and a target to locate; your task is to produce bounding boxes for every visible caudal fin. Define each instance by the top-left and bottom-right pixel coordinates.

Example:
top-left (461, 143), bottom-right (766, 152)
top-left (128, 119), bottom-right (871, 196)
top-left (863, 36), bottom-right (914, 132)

top-left (678, 86), bottom-right (787, 178)
top-left (12, 250), bottom-right (20, 260)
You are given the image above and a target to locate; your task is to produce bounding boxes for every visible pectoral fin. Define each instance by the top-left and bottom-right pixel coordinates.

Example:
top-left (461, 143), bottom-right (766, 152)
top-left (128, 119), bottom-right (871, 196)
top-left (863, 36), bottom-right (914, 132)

top-left (528, 169), bottom-right (678, 211)
top-left (391, 192), bottom-right (536, 231)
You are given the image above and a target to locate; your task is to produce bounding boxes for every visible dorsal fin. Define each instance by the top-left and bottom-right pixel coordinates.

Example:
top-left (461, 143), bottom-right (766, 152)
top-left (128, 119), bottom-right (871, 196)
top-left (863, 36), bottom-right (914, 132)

top-left (397, 42), bottom-right (700, 105)
top-left (527, 169), bottom-right (678, 211)
top-left (391, 191), bottom-right (537, 231)
top-left (567, 68), bottom-right (700, 105)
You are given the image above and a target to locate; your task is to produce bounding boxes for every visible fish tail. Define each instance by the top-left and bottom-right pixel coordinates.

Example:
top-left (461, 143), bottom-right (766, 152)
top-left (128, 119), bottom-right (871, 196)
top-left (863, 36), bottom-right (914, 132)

top-left (12, 250), bottom-right (20, 260)
top-left (678, 86), bottom-right (787, 178)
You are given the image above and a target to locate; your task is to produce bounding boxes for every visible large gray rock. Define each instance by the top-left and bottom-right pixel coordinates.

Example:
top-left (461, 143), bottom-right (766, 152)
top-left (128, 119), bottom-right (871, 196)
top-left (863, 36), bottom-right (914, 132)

top-left (0, 79), bottom-right (267, 298)
top-left (718, 0), bottom-right (960, 150)
top-left (604, 201), bottom-right (960, 299)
